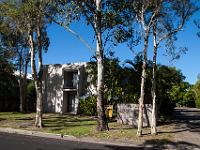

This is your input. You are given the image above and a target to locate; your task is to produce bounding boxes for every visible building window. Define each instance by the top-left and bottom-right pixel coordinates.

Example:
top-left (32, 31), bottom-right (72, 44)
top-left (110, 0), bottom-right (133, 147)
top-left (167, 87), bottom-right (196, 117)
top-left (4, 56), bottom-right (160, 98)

top-left (63, 71), bottom-right (78, 89)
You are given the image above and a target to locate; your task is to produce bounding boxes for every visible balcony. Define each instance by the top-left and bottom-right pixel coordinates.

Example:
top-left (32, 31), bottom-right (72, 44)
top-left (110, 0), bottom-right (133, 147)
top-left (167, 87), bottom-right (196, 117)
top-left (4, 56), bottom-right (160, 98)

top-left (63, 71), bottom-right (78, 91)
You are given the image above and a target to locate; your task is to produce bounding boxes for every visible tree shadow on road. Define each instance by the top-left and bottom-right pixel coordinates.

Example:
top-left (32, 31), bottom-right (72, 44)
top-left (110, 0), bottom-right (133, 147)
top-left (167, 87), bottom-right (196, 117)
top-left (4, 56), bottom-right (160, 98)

top-left (71, 139), bottom-right (200, 150)
top-left (137, 139), bottom-right (200, 150)
top-left (171, 108), bottom-right (200, 134)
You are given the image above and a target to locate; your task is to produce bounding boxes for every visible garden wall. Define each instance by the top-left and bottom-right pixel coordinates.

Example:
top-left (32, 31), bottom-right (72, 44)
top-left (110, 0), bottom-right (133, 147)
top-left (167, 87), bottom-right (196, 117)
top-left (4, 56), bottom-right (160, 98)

top-left (117, 104), bottom-right (152, 128)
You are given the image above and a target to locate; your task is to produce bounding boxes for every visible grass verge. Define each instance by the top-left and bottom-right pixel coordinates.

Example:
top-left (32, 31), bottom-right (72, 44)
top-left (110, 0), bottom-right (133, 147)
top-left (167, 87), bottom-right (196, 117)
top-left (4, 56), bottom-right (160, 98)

top-left (0, 112), bottom-right (175, 144)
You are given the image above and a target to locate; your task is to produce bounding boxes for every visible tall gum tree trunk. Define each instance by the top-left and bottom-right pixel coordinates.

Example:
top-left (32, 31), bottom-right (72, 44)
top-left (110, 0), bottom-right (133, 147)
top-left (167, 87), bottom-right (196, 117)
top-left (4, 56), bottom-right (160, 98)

top-left (95, 0), bottom-right (108, 131)
top-left (20, 55), bottom-right (28, 113)
top-left (137, 30), bottom-right (150, 136)
top-left (151, 25), bottom-right (158, 135)
top-left (19, 76), bottom-right (26, 112)
top-left (35, 16), bottom-right (43, 128)
top-left (23, 56), bottom-right (29, 111)
top-left (35, 81), bottom-right (43, 128)
top-left (19, 79), bottom-right (24, 112)
top-left (19, 52), bottom-right (25, 112)
top-left (29, 28), bottom-right (43, 128)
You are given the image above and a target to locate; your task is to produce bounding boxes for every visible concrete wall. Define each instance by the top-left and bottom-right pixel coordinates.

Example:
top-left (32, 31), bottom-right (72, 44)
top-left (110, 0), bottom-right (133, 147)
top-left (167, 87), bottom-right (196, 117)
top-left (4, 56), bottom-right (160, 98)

top-left (43, 63), bottom-right (87, 114)
top-left (43, 64), bottom-right (63, 113)
top-left (117, 104), bottom-right (152, 128)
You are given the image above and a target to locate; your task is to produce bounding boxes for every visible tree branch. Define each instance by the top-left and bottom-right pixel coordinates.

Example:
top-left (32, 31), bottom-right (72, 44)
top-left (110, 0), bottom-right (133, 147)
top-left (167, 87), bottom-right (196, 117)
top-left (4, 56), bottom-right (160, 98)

top-left (45, 14), bottom-right (95, 53)
top-left (147, 1), bottom-right (162, 29)
top-left (77, 2), bottom-right (98, 38)
top-left (157, 0), bottom-right (191, 44)
top-left (157, 19), bottom-right (184, 44)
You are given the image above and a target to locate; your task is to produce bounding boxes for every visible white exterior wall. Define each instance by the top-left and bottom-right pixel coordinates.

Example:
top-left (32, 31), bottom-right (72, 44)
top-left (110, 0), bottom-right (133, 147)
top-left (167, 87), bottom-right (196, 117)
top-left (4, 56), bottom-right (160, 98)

top-left (43, 63), bottom-right (87, 114)
top-left (43, 64), bottom-right (63, 113)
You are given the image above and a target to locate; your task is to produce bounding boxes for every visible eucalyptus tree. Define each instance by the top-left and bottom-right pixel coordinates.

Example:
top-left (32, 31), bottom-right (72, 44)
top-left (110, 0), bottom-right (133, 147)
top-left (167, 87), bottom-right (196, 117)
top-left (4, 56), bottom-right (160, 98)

top-left (20, 0), bottom-right (52, 127)
top-left (0, 0), bottom-right (54, 127)
top-left (0, 3), bottom-right (30, 112)
top-left (53, 0), bottom-right (134, 131)
top-left (6, 31), bottom-right (29, 113)
top-left (17, 43), bottom-right (30, 113)
top-left (131, 0), bottom-right (163, 136)
top-left (150, 0), bottom-right (197, 135)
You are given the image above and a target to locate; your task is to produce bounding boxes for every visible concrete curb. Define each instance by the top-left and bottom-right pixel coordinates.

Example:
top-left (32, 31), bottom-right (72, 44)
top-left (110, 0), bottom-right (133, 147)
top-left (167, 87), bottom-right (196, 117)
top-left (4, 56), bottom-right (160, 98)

top-left (0, 127), bottom-right (138, 147)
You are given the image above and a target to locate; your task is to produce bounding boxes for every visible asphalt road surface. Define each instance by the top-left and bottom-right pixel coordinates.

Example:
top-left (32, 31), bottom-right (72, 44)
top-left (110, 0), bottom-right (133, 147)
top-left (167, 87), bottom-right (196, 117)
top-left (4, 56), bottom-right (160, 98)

top-left (172, 107), bottom-right (200, 147)
top-left (0, 132), bottom-right (138, 150)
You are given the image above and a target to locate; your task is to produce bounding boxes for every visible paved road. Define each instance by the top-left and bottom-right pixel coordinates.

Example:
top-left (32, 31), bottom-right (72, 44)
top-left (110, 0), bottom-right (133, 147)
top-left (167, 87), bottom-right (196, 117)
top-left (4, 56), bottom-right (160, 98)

top-left (172, 107), bottom-right (200, 148)
top-left (1, 131), bottom-right (200, 150)
top-left (0, 132), bottom-right (140, 150)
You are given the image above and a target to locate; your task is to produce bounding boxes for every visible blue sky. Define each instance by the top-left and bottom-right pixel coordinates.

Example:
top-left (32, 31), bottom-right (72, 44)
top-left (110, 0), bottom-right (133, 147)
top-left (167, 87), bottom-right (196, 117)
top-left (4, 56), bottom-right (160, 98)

top-left (44, 12), bottom-right (200, 85)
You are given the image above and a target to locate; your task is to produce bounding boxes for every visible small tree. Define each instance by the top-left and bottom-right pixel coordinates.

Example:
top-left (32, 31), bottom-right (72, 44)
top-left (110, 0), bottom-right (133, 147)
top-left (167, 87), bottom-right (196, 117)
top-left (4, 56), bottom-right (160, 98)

top-left (1, 0), bottom-right (52, 127)
top-left (150, 0), bottom-right (197, 135)
top-left (132, 0), bottom-right (163, 136)
top-left (25, 0), bottom-right (50, 127)
top-left (0, 4), bottom-right (30, 112)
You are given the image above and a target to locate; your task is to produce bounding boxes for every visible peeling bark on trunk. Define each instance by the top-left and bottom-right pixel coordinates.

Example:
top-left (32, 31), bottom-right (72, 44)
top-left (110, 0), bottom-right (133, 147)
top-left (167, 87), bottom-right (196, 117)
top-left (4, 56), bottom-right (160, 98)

top-left (35, 17), bottom-right (43, 128)
top-left (151, 25), bottom-right (158, 135)
top-left (35, 81), bottom-right (43, 128)
top-left (137, 30), bottom-right (150, 136)
top-left (29, 27), bottom-right (43, 128)
top-left (95, 0), bottom-right (108, 131)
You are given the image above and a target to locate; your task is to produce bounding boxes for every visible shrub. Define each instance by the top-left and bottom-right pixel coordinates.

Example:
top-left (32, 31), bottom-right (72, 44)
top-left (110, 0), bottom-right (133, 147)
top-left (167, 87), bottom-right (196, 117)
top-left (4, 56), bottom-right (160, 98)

top-left (79, 96), bottom-right (97, 116)
top-left (0, 73), bottom-right (19, 111)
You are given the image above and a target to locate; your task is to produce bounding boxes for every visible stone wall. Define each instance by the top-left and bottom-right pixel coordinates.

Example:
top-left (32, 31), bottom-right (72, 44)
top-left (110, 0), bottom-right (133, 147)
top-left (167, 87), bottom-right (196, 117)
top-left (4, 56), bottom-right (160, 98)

top-left (117, 104), bottom-right (152, 128)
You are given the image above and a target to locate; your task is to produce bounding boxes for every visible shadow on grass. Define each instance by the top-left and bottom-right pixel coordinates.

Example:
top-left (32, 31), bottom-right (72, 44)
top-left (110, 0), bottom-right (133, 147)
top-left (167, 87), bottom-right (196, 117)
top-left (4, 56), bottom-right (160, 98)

top-left (44, 122), bottom-right (96, 129)
top-left (71, 139), bottom-right (200, 150)
top-left (108, 127), bottom-right (133, 131)
top-left (43, 115), bottom-right (94, 122)
top-left (15, 117), bottom-right (34, 121)
top-left (43, 118), bottom-right (96, 128)
top-left (0, 118), bottom-right (6, 121)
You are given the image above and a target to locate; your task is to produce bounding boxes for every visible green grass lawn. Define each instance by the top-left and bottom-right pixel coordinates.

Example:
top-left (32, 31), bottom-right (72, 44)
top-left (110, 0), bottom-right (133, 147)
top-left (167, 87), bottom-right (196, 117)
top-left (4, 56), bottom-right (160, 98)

top-left (0, 112), bottom-right (175, 143)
